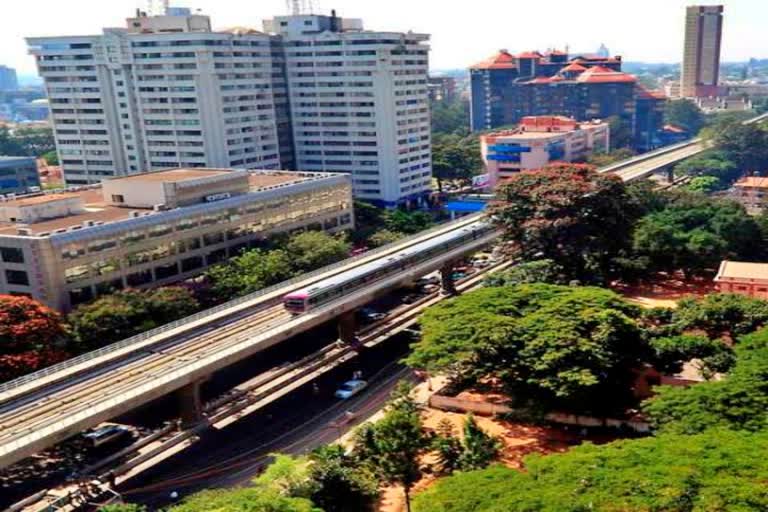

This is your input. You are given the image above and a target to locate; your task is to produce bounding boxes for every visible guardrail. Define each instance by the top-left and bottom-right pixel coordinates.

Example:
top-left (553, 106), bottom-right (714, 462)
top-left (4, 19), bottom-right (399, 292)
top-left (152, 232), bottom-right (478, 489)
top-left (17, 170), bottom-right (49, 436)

top-left (0, 213), bottom-right (484, 396)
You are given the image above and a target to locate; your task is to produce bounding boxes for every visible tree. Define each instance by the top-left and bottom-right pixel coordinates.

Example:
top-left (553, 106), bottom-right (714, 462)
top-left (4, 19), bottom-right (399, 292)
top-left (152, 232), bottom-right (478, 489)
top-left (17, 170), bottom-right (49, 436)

top-left (385, 210), bottom-right (433, 235)
top-left (368, 229), bottom-right (403, 248)
top-left (432, 419), bottom-right (463, 475)
top-left (632, 194), bottom-right (762, 277)
top-left (168, 488), bottom-right (320, 512)
top-left (585, 147), bottom-right (635, 168)
top-left (664, 99), bottom-right (706, 134)
top-left (431, 98), bottom-right (470, 136)
top-left (42, 150), bottom-right (59, 166)
top-left (482, 259), bottom-right (566, 288)
top-left (69, 287), bottom-right (199, 349)
top-left (407, 285), bottom-right (645, 412)
top-left (12, 127), bottom-right (55, 156)
top-left (307, 445), bottom-right (379, 512)
top-left (354, 384), bottom-right (431, 512)
top-left (255, 454), bottom-right (312, 498)
top-left (204, 248), bottom-right (294, 301)
top-left (644, 327), bottom-right (768, 434)
top-left (491, 164), bottom-right (638, 283)
top-left (284, 231), bottom-right (351, 273)
top-left (457, 414), bottom-right (501, 471)
top-left (432, 134), bottom-right (483, 192)
top-left (649, 334), bottom-right (734, 376)
top-left (0, 295), bottom-right (69, 382)
top-left (710, 120), bottom-right (768, 174)
top-left (674, 150), bottom-right (739, 185)
top-left (412, 429), bottom-right (768, 512)
top-left (686, 175), bottom-right (721, 194)
top-left (671, 293), bottom-right (768, 340)
top-left (99, 505), bottom-right (146, 512)
top-left (606, 115), bottom-right (634, 149)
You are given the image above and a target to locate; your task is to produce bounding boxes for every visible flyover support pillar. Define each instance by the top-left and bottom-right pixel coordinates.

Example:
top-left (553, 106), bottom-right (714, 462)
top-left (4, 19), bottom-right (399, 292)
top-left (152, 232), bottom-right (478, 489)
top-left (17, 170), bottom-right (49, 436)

top-left (665, 166), bottom-right (674, 183)
top-left (338, 311), bottom-right (358, 346)
top-left (178, 379), bottom-right (204, 428)
top-left (440, 262), bottom-right (458, 296)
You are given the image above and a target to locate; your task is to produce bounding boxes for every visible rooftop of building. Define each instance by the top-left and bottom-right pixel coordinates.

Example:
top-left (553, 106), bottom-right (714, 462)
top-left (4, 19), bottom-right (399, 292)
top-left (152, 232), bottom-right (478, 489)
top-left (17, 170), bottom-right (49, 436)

top-left (716, 260), bottom-right (768, 282)
top-left (106, 168), bottom-right (235, 184)
top-left (0, 169), bottom-right (334, 237)
top-left (482, 116), bottom-right (607, 141)
top-left (735, 176), bottom-right (768, 189)
top-left (0, 156), bottom-right (36, 163)
top-left (471, 49), bottom-right (622, 72)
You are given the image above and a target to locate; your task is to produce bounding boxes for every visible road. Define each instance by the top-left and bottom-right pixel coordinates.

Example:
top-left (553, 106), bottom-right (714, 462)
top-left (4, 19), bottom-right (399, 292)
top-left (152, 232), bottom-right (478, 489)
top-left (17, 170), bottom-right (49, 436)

top-left (118, 333), bottom-right (416, 509)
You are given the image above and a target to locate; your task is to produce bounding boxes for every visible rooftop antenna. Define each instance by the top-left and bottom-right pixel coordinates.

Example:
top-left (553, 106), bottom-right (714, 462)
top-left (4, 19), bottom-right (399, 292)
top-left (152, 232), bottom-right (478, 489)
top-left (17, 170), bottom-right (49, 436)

top-left (286, 0), bottom-right (313, 15)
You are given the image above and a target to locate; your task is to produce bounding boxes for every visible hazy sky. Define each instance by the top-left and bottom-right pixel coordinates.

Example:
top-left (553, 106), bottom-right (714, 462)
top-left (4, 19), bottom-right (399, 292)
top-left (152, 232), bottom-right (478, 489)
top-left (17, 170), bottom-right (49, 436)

top-left (2, 0), bottom-right (766, 75)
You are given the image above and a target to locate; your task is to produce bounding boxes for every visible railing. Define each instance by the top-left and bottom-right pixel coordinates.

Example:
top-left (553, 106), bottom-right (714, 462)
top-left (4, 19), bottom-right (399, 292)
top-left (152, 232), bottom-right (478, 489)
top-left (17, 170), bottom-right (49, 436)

top-left (0, 213), bottom-right (485, 396)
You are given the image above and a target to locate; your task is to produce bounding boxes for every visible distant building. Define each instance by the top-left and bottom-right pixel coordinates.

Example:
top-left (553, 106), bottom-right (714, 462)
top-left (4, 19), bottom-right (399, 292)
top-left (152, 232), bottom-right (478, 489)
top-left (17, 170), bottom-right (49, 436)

top-left (715, 260), bottom-right (768, 299)
top-left (0, 66), bottom-right (18, 92)
top-left (0, 157), bottom-right (41, 195)
top-left (596, 43), bottom-right (610, 59)
top-left (681, 5), bottom-right (724, 98)
top-left (469, 50), bottom-right (665, 152)
top-left (481, 116), bottom-right (610, 188)
top-left (732, 176), bottom-right (768, 214)
top-left (428, 76), bottom-right (457, 102)
top-left (0, 168), bottom-right (352, 311)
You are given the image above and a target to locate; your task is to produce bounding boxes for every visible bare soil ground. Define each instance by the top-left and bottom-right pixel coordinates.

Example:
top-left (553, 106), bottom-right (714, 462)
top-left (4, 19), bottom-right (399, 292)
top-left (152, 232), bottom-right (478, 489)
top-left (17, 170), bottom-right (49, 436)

top-left (611, 272), bottom-right (715, 309)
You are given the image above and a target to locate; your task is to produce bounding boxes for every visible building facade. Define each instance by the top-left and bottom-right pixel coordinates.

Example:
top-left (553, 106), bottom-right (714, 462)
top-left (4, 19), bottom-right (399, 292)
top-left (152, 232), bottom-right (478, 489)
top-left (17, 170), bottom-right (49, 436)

top-left (469, 50), bottom-right (665, 152)
top-left (427, 76), bottom-right (457, 102)
top-left (0, 168), bottom-right (352, 311)
top-left (28, 8), bottom-right (432, 207)
top-left (732, 176), bottom-right (768, 214)
top-left (28, 9), bottom-right (284, 187)
top-left (681, 5), bottom-right (724, 98)
top-left (0, 66), bottom-right (19, 92)
top-left (715, 260), bottom-right (768, 300)
top-left (0, 157), bottom-right (41, 195)
top-left (481, 116), bottom-right (609, 187)
top-left (263, 13), bottom-right (432, 207)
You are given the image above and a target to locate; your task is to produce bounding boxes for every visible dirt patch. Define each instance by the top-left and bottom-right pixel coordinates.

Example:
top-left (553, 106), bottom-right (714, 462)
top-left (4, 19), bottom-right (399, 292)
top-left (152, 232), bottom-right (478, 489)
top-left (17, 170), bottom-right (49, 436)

top-left (612, 272), bottom-right (715, 309)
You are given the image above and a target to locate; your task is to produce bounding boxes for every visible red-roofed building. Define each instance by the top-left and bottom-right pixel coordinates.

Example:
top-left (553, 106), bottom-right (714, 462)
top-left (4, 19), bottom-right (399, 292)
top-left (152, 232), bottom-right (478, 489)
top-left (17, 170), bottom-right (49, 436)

top-left (470, 50), bottom-right (517, 70)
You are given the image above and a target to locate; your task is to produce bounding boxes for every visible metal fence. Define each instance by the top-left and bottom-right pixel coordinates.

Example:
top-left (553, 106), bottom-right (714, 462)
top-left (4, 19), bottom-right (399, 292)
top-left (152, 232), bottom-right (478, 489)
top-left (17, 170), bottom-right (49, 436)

top-left (0, 213), bottom-right (485, 396)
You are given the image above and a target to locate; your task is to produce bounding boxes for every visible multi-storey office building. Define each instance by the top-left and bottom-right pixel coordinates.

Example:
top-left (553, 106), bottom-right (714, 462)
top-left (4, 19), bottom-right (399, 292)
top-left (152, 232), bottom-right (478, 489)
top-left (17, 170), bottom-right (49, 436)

top-left (0, 157), bottom-right (41, 194)
top-left (28, 9), bottom-right (433, 207)
top-left (0, 66), bottom-right (19, 92)
top-left (681, 5), bottom-right (724, 98)
top-left (470, 50), bottom-right (666, 152)
top-left (263, 13), bottom-right (432, 207)
top-left (481, 116), bottom-right (610, 187)
top-left (0, 168), bottom-right (352, 311)
top-left (27, 9), bottom-right (285, 186)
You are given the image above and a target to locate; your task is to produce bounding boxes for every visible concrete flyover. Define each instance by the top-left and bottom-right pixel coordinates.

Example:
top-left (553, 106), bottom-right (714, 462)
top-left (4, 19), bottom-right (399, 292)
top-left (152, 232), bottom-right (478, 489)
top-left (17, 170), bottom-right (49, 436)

top-left (599, 111), bottom-right (768, 183)
top-left (0, 214), bottom-right (500, 470)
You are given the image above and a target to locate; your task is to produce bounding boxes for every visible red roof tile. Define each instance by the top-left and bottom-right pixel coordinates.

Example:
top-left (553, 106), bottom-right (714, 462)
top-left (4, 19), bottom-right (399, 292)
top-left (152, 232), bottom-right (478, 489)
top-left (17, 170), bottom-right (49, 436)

top-left (560, 62), bottom-right (588, 73)
top-left (517, 51), bottom-right (543, 59)
top-left (576, 66), bottom-right (637, 84)
top-left (636, 85), bottom-right (667, 100)
top-left (471, 50), bottom-right (517, 70)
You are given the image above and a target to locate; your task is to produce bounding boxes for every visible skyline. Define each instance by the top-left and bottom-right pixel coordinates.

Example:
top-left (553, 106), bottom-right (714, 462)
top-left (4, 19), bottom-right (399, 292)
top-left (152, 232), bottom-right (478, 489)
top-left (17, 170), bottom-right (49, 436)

top-left (1, 0), bottom-right (767, 76)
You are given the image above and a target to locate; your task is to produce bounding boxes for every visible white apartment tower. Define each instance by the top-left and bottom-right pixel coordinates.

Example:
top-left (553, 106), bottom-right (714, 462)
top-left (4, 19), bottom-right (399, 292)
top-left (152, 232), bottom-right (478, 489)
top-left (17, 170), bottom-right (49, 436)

top-left (28, 8), bottom-right (432, 206)
top-left (264, 12), bottom-right (432, 206)
top-left (28, 9), bottom-right (286, 185)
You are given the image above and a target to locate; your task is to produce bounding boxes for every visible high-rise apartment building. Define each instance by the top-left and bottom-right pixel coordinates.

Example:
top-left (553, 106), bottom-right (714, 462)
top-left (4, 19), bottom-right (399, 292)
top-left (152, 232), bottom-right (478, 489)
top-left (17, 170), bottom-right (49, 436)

top-left (681, 5), bottom-right (724, 98)
top-left (470, 50), bottom-right (666, 152)
top-left (0, 65), bottom-right (19, 92)
top-left (263, 13), bottom-right (432, 206)
top-left (28, 9), bottom-right (284, 187)
top-left (28, 8), bottom-right (431, 207)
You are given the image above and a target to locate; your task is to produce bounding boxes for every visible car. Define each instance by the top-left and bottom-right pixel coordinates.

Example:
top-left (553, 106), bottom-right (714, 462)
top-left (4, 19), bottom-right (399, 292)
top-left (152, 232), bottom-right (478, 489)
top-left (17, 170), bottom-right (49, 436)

top-left (415, 276), bottom-right (440, 287)
top-left (83, 424), bottom-right (134, 448)
top-left (359, 308), bottom-right (387, 322)
top-left (334, 379), bottom-right (368, 399)
top-left (402, 293), bottom-right (422, 304)
top-left (420, 284), bottom-right (440, 294)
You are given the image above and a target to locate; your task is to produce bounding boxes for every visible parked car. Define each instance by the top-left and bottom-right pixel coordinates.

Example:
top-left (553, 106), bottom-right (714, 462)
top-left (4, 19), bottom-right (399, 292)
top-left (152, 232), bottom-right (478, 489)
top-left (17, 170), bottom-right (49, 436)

top-left (359, 308), bottom-right (387, 322)
top-left (415, 276), bottom-right (440, 287)
top-left (83, 424), bottom-right (134, 448)
top-left (402, 293), bottom-right (422, 304)
top-left (420, 284), bottom-right (440, 294)
top-left (334, 379), bottom-right (368, 399)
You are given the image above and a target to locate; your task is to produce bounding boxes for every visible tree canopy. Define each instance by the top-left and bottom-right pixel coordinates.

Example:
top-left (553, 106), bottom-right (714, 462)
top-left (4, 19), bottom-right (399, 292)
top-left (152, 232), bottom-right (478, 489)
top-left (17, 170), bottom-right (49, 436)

top-left (167, 488), bottom-right (320, 512)
top-left (0, 126), bottom-right (55, 157)
top-left (664, 99), bottom-right (706, 134)
top-left (412, 429), bottom-right (768, 512)
top-left (644, 327), bottom-right (768, 434)
top-left (490, 164), bottom-right (639, 283)
top-left (204, 248), bottom-right (294, 301)
top-left (284, 231), bottom-right (351, 273)
top-left (432, 133), bottom-right (482, 192)
top-left (407, 284), bottom-right (644, 411)
top-left (709, 119), bottom-right (768, 174)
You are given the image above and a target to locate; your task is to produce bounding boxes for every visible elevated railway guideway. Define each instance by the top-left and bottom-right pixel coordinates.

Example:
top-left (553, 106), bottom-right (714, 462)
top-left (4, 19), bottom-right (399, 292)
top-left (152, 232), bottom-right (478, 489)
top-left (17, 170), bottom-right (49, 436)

top-left (0, 214), bottom-right (500, 470)
top-left (600, 111), bottom-right (768, 183)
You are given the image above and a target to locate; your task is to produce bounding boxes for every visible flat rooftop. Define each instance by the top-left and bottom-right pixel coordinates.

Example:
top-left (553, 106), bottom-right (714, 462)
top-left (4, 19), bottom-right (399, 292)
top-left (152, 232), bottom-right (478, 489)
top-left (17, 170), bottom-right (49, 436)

top-left (716, 260), bottom-right (768, 281)
top-left (109, 168), bottom-right (235, 183)
top-left (0, 170), bottom-right (325, 237)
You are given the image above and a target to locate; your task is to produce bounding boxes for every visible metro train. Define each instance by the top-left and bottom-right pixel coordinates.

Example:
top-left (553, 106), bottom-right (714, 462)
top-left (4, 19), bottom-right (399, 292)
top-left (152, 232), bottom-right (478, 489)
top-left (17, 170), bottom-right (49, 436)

top-left (283, 221), bottom-right (494, 314)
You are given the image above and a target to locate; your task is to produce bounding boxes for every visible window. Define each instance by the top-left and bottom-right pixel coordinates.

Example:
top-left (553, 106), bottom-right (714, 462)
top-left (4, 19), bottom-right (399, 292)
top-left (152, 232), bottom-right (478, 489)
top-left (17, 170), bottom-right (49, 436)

top-left (181, 255), bottom-right (204, 273)
top-left (5, 270), bottom-right (29, 286)
top-left (111, 194), bottom-right (125, 203)
top-left (155, 262), bottom-right (179, 280)
top-left (0, 247), bottom-right (24, 264)
top-left (127, 270), bottom-right (153, 287)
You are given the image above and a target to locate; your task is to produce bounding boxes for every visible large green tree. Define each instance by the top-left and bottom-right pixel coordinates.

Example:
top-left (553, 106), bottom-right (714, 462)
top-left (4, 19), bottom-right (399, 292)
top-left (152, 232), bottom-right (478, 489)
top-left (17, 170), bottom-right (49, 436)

top-left (664, 99), bottom-right (706, 134)
top-left (491, 164), bottom-right (639, 283)
top-left (709, 119), bottom-right (768, 173)
top-left (167, 488), bottom-right (320, 512)
top-left (644, 327), bottom-right (768, 434)
top-left (432, 134), bottom-right (482, 192)
top-left (407, 284), bottom-right (645, 411)
top-left (204, 249), bottom-right (294, 301)
top-left (306, 445), bottom-right (379, 512)
top-left (284, 231), bottom-right (351, 273)
top-left (412, 429), bottom-right (768, 512)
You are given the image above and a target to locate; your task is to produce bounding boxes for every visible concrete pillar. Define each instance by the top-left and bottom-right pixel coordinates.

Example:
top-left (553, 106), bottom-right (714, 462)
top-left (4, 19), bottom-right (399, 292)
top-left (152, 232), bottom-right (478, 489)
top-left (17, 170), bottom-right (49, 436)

top-left (178, 380), bottom-right (204, 428)
top-left (337, 311), bottom-right (358, 345)
top-left (440, 263), bottom-right (457, 296)
top-left (665, 166), bottom-right (674, 183)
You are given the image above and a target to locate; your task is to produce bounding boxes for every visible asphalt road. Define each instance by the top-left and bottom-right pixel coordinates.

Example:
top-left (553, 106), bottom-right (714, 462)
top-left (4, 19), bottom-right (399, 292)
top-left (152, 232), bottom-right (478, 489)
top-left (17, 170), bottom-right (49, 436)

top-left (119, 332), bottom-right (416, 510)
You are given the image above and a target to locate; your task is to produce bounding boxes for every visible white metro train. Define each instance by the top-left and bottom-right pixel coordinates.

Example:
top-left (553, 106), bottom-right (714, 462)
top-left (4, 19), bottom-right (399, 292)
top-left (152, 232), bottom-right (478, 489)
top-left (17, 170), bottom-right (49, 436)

top-left (283, 221), bottom-right (494, 314)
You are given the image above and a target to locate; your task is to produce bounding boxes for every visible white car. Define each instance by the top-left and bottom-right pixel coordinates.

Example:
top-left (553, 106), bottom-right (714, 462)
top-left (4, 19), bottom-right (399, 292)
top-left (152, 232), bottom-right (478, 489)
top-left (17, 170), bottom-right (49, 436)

top-left (334, 379), bottom-right (368, 399)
